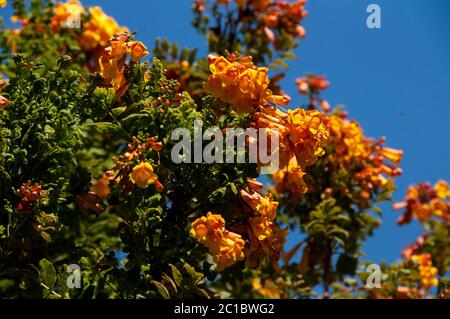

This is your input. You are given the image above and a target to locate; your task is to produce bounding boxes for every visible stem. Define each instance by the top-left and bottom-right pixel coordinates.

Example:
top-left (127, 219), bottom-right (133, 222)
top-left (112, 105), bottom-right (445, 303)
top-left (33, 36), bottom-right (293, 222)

top-left (322, 241), bottom-right (332, 299)
top-left (40, 282), bottom-right (63, 298)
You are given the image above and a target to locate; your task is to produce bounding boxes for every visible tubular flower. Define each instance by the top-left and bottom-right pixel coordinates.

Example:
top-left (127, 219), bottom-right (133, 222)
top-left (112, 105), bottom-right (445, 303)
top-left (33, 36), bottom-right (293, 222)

top-left (204, 53), bottom-right (290, 114)
top-left (411, 253), bottom-right (439, 292)
top-left (129, 41), bottom-right (149, 62)
top-left (435, 180), bottom-right (450, 199)
top-left (241, 189), bottom-right (278, 240)
top-left (327, 115), bottom-right (370, 163)
top-left (106, 137), bottom-right (163, 194)
top-left (295, 74), bottom-right (332, 109)
top-left (252, 105), bottom-right (329, 195)
top-left (98, 33), bottom-right (149, 100)
top-left (15, 181), bottom-right (43, 213)
top-left (0, 95), bottom-right (9, 108)
top-left (272, 156), bottom-right (308, 196)
top-left (92, 174), bottom-right (111, 198)
top-left (245, 224), bottom-right (288, 268)
top-left (259, 0), bottom-right (308, 39)
top-left (296, 75), bottom-right (329, 95)
top-left (394, 180), bottom-right (449, 225)
top-left (190, 212), bottom-right (245, 271)
top-left (239, 186), bottom-right (287, 267)
top-left (51, 0), bottom-right (84, 31)
top-left (50, 1), bottom-right (127, 52)
top-left (321, 111), bottom-right (403, 207)
top-left (286, 108), bottom-right (329, 166)
top-left (129, 162), bottom-right (158, 189)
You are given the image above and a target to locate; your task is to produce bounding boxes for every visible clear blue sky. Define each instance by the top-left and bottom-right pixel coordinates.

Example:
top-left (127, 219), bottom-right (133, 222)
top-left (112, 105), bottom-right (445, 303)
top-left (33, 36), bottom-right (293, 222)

top-left (3, 0), bottom-right (449, 264)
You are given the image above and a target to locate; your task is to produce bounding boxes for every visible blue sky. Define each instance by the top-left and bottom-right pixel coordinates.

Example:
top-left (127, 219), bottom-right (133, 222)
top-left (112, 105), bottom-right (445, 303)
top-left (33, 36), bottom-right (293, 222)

top-left (3, 0), bottom-right (449, 264)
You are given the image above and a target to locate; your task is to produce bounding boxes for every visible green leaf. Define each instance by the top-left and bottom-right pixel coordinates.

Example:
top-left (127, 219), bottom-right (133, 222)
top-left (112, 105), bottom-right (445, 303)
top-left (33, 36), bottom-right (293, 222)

top-left (151, 280), bottom-right (170, 299)
top-left (169, 264), bottom-right (183, 286)
top-left (83, 122), bottom-right (121, 132)
top-left (39, 258), bottom-right (57, 289)
top-left (194, 288), bottom-right (210, 299)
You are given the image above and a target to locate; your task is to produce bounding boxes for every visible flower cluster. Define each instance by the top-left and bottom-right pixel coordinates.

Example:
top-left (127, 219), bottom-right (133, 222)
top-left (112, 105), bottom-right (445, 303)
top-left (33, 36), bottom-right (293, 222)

top-left (410, 253), bottom-right (439, 292)
top-left (190, 212), bottom-right (246, 271)
top-left (252, 105), bottom-right (329, 195)
top-left (239, 185), bottom-right (287, 268)
top-left (98, 33), bottom-right (149, 100)
top-left (323, 111), bottom-right (403, 207)
top-left (213, 0), bottom-right (309, 41)
top-left (259, 0), bottom-right (308, 40)
top-left (129, 162), bottom-right (159, 189)
top-left (15, 181), bottom-right (43, 213)
top-left (104, 137), bottom-right (163, 194)
top-left (51, 0), bottom-right (127, 52)
top-left (394, 180), bottom-right (449, 225)
top-left (296, 75), bottom-right (329, 95)
top-left (193, 0), bottom-right (308, 58)
top-left (204, 53), bottom-right (290, 114)
top-left (79, 6), bottom-right (127, 51)
top-left (296, 75), bottom-right (330, 110)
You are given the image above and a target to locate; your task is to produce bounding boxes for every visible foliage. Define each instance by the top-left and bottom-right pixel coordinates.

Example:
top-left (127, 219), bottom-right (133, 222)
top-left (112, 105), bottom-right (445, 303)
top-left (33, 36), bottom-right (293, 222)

top-left (0, 0), bottom-right (448, 299)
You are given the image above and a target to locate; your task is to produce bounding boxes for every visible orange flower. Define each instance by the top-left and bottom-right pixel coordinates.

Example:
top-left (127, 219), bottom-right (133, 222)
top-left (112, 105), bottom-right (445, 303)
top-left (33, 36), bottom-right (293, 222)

top-left (79, 6), bottom-right (128, 51)
top-left (286, 108), bottom-right (329, 166)
top-left (240, 189), bottom-right (278, 220)
top-left (99, 53), bottom-right (120, 84)
top-left (0, 95), bottom-right (9, 109)
top-left (130, 41), bottom-right (149, 62)
top-left (205, 54), bottom-right (290, 114)
top-left (243, 191), bottom-right (278, 241)
top-left (434, 180), bottom-right (450, 199)
top-left (92, 174), bottom-right (110, 198)
top-left (395, 181), bottom-right (449, 224)
top-left (252, 105), bottom-right (329, 196)
top-left (327, 115), bottom-right (369, 162)
top-left (129, 162), bottom-right (158, 189)
top-left (98, 34), bottom-right (148, 100)
top-left (414, 204), bottom-right (432, 222)
top-left (0, 0), bottom-right (6, 8)
top-left (411, 253), bottom-right (439, 292)
top-left (239, 188), bottom-right (287, 267)
top-left (378, 147), bottom-right (403, 166)
top-left (259, 0), bottom-right (308, 40)
top-left (296, 75), bottom-right (328, 95)
top-left (16, 181), bottom-right (43, 213)
top-left (190, 212), bottom-right (245, 271)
